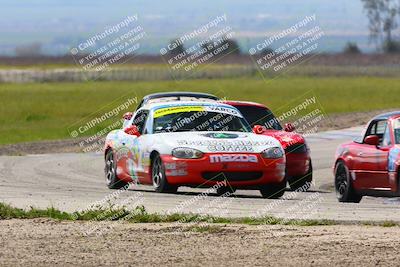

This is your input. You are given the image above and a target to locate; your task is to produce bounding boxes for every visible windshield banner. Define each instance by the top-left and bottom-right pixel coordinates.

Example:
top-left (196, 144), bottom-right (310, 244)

top-left (154, 105), bottom-right (242, 118)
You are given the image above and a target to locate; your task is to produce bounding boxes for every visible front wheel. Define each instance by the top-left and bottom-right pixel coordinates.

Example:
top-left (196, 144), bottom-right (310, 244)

top-left (260, 178), bottom-right (286, 199)
top-left (335, 161), bottom-right (362, 203)
top-left (151, 154), bottom-right (178, 193)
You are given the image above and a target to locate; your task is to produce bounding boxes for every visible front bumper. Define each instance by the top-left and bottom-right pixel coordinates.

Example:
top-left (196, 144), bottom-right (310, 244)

top-left (161, 153), bottom-right (286, 188)
top-left (285, 152), bottom-right (311, 178)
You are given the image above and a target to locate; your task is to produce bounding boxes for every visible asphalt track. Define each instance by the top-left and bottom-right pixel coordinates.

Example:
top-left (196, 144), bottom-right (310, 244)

top-left (2, 126), bottom-right (400, 222)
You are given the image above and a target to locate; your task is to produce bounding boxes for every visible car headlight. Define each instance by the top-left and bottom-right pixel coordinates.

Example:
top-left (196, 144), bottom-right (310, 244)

top-left (261, 147), bottom-right (284, 159)
top-left (172, 147), bottom-right (203, 159)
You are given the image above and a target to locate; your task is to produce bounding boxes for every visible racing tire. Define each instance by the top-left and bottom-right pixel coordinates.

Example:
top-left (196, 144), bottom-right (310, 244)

top-left (105, 149), bottom-right (128, 189)
top-left (151, 154), bottom-right (178, 193)
top-left (259, 178), bottom-right (286, 199)
top-left (216, 186), bottom-right (236, 196)
top-left (288, 161), bottom-right (313, 191)
top-left (334, 161), bottom-right (362, 203)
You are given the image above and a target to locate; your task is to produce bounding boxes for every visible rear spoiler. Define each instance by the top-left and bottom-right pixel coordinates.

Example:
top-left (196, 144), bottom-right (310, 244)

top-left (136, 92), bottom-right (219, 110)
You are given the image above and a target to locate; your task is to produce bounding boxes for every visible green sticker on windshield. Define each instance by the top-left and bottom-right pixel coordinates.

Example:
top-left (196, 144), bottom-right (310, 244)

top-left (203, 133), bottom-right (239, 139)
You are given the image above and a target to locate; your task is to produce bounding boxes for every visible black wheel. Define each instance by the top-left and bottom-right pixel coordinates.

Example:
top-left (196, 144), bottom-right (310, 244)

top-left (216, 186), bottom-right (236, 196)
top-left (151, 154), bottom-right (178, 193)
top-left (288, 161), bottom-right (313, 191)
top-left (105, 149), bottom-right (128, 189)
top-left (260, 178), bottom-right (286, 199)
top-left (335, 161), bottom-right (362, 203)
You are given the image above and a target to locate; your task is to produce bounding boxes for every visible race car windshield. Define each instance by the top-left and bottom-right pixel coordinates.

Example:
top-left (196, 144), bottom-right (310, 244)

top-left (394, 119), bottom-right (400, 144)
top-left (153, 111), bottom-right (251, 133)
top-left (235, 105), bottom-right (282, 130)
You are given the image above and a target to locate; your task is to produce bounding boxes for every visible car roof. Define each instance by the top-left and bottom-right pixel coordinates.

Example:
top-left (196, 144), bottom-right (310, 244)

top-left (136, 92), bottom-right (219, 110)
top-left (142, 100), bottom-right (237, 110)
top-left (223, 100), bottom-right (269, 109)
top-left (372, 111), bottom-right (400, 121)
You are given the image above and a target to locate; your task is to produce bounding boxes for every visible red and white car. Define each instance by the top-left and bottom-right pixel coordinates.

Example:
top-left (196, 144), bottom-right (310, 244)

top-left (104, 100), bottom-right (287, 198)
top-left (224, 101), bottom-right (313, 191)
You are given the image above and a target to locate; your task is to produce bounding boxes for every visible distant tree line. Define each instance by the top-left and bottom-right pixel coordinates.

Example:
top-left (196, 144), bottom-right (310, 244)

top-left (15, 43), bottom-right (42, 57)
top-left (166, 36), bottom-right (241, 59)
top-left (361, 0), bottom-right (400, 53)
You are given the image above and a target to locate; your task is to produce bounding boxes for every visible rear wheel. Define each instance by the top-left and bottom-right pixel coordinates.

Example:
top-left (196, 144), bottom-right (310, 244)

top-left (151, 154), bottom-right (178, 193)
top-left (288, 161), bottom-right (313, 191)
top-left (105, 149), bottom-right (128, 189)
top-left (260, 178), bottom-right (286, 199)
top-left (335, 161), bottom-right (362, 203)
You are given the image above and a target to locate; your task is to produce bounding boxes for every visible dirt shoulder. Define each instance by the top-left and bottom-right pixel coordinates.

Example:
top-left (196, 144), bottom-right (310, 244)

top-left (0, 109), bottom-right (395, 156)
top-left (0, 219), bottom-right (399, 266)
top-left (315, 109), bottom-right (396, 132)
top-left (0, 137), bottom-right (87, 156)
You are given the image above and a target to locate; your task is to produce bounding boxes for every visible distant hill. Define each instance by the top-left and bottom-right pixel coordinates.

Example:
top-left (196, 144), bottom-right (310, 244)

top-left (0, 0), bottom-right (374, 55)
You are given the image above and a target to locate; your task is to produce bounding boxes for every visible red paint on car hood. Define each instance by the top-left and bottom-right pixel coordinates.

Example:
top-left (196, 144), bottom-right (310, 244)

top-left (261, 130), bottom-right (305, 149)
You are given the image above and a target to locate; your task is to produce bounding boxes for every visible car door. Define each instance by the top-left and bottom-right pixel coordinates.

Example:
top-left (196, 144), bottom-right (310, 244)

top-left (352, 120), bottom-right (390, 190)
top-left (135, 111), bottom-right (155, 184)
top-left (122, 109), bottom-right (150, 182)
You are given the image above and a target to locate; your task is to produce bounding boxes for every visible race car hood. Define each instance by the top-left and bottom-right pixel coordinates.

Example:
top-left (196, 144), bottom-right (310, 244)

top-left (152, 131), bottom-right (283, 154)
top-left (261, 130), bottom-right (305, 149)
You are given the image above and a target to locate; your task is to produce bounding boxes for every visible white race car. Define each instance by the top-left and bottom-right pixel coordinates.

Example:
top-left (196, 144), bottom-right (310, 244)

top-left (104, 100), bottom-right (287, 198)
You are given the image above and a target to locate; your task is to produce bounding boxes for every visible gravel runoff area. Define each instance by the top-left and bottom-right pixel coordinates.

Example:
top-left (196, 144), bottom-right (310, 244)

top-left (1, 219), bottom-right (400, 266)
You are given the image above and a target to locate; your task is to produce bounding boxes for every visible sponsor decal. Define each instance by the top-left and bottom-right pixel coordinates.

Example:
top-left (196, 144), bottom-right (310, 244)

top-left (208, 145), bottom-right (254, 152)
top-left (204, 105), bottom-right (242, 117)
top-left (166, 169), bottom-right (188, 176)
top-left (153, 104), bottom-right (243, 119)
top-left (210, 154), bottom-right (258, 163)
top-left (165, 162), bottom-right (188, 170)
top-left (154, 105), bottom-right (204, 118)
top-left (388, 147), bottom-right (400, 172)
top-left (202, 132), bottom-right (239, 139)
top-left (350, 171), bottom-right (356, 181)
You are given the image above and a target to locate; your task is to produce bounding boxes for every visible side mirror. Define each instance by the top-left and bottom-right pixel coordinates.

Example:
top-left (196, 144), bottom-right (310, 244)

top-left (253, 125), bottom-right (266, 134)
top-left (364, 135), bottom-right (379, 146)
top-left (124, 125), bottom-right (140, 137)
top-left (284, 123), bottom-right (295, 132)
top-left (123, 112), bottom-right (133, 120)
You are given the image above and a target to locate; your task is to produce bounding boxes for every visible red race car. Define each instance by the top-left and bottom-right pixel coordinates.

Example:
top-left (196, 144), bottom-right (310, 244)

top-left (334, 111), bottom-right (400, 203)
top-left (224, 101), bottom-right (312, 191)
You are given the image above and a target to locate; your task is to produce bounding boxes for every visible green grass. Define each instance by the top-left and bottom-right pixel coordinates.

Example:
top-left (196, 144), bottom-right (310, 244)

top-left (0, 202), bottom-right (335, 226)
top-left (1, 202), bottom-right (398, 227)
top-left (1, 76), bottom-right (400, 144)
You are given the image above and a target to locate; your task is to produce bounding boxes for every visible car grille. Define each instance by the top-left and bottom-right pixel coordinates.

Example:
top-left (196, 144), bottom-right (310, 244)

top-left (285, 143), bottom-right (307, 154)
top-left (202, 171), bottom-right (263, 181)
